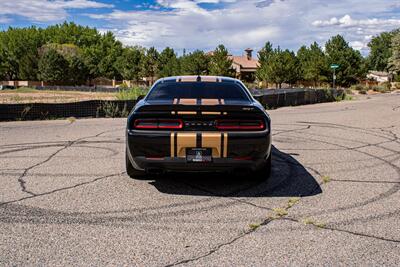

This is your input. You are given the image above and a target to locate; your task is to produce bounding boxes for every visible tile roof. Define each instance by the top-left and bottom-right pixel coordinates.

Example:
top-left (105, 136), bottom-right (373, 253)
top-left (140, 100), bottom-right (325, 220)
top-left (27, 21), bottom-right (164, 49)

top-left (229, 55), bottom-right (259, 69)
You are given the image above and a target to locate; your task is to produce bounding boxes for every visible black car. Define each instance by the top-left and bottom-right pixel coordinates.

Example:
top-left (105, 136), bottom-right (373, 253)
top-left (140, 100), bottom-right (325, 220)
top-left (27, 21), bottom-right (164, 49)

top-left (126, 76), bottom-right (272, 179)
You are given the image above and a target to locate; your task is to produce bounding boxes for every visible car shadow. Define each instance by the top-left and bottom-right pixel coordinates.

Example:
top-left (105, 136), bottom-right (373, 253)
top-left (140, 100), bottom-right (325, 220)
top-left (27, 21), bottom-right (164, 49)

top-left (149, 146), bottom-right (322, 198)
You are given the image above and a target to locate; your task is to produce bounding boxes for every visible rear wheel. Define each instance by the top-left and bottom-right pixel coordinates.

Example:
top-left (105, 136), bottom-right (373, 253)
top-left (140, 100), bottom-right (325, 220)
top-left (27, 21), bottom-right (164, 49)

top-left (126, 151), bottom-right (146, 178)
top-left (254, 152), bottom-right (272, 180)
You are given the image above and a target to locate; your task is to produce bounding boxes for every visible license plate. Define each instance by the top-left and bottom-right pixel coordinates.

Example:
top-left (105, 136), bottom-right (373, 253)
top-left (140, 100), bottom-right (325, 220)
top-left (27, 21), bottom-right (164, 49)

top-left (186, 148), bottom-right (212, 162)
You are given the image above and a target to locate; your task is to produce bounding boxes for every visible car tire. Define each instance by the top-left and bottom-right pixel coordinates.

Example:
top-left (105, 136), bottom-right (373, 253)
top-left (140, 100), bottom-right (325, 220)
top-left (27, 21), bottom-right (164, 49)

top-left (126, 151), bottom-right (146, 178)
top-left (254, 152), bottom-right (272, 180)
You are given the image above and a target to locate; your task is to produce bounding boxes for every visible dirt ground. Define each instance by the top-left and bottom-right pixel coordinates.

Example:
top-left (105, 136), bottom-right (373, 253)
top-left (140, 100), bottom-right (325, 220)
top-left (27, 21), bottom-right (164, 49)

top-left (0, 88), bottom-right (117, 104)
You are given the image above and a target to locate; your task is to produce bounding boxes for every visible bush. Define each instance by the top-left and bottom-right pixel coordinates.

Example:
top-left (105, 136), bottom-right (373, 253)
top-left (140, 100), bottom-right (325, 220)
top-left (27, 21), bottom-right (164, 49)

top-left (380, 81), bottom-right (392, 90)
top-left (359, 89), bottom-right (367, 94)
top-left (116, 86), bottom-right (149, 100)
top-left (98, 101), bottom-right (129, 118)
top-left (350, 84), bottom-right (365, 91)
top-left (371, 84), bottom-right (390, 93)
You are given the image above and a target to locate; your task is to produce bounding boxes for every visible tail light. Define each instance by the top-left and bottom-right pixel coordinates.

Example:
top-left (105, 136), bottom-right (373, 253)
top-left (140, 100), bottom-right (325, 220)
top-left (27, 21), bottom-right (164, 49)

top-left (215, 119), bottom-right (264, 131)
top-left (134, 119), bottom-right (183, 129)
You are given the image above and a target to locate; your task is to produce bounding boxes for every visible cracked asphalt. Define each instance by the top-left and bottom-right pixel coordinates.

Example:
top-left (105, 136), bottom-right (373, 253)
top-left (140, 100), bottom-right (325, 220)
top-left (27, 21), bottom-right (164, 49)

top-left (1, 93), bottom-right (400, 266)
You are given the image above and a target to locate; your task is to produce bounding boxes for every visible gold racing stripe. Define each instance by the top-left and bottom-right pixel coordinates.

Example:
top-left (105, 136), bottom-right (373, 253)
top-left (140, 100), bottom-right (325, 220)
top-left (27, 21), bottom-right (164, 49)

top-left (201, 111), bottom-right (221, 115)
top-left (179, 98), bottom-right (197, 105)
top-left (201, 99), bottom-right (219, 105)
top-left (170, 133), bottom-right (175, 157)
top-left (171, 132), bottom-right (228, 158)
top-left (202, 133), bottom-right (221, 158)
top-left (177, 76), bottom-right (197, 82)
top-left (177, 111), bottom-right (197, 115)
top-left (176, 133), bottom-right (197, 158)
top-left (223, 133), bottom-right (228, 158)
top-left (200, 76), bottom-right (218, 82)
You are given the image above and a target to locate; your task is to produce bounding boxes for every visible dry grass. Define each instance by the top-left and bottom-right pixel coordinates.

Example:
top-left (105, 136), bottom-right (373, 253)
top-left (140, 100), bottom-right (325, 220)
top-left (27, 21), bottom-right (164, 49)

top-left (322, 175), bottom-right (331, 184)
top-left (272, 207), bottom-right (288, 217)
top-left (302, 217), bottom-right (326, 228)
top-left (0, 88), bottom-right (117, 104)
top-left (66, 117), bottom-right (76, 123)
top-left (249, 223), bottom-right (261, 230)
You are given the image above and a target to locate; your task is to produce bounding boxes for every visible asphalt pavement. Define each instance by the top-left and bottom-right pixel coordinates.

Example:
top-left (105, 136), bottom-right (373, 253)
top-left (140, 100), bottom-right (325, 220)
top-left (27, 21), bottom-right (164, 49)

top-left (1, 92), bottom-right (399, 266)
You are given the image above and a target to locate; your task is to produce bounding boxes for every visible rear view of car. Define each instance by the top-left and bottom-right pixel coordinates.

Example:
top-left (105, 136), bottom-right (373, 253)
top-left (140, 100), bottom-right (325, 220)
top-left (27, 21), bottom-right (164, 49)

top-left (126, 76), bottom-right (272, 179)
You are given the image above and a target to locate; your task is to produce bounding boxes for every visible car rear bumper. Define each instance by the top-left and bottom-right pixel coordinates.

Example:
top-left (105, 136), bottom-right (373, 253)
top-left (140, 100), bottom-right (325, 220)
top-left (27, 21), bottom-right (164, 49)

top-left (126, 129), bottom-right (271, 172)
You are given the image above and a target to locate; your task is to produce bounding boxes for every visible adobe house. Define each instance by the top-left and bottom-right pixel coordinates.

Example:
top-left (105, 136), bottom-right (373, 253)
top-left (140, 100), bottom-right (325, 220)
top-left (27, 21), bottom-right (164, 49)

top-left (229, 48), bottom-right (259, 82)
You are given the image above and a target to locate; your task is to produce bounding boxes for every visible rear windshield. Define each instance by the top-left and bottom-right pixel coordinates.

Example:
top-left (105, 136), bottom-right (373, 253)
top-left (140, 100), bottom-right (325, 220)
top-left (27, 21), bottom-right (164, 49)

top-left (146, 82), bottom-right (251, 101)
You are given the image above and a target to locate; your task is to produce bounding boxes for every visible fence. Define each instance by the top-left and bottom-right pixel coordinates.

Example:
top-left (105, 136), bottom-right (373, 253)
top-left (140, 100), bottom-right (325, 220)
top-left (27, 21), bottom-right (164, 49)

top-left (0, 88), bottom-right (344, 121)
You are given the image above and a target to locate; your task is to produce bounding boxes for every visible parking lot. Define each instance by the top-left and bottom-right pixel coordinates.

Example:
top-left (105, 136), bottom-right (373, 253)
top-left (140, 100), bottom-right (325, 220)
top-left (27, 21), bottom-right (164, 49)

top-left (1, 93), bottom-right (399, 266)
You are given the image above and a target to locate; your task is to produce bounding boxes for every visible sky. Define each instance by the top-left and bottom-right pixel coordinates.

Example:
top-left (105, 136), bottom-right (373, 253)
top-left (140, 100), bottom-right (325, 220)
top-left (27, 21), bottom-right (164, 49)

top-left (1, 0), bottom-right (400, 56)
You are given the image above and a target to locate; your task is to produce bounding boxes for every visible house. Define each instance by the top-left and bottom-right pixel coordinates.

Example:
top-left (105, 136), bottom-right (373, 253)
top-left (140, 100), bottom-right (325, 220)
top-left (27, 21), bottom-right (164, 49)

top-left (367, 71), bottom-right (390, 83)
top-left (229, 48), bottom-right (259, 82)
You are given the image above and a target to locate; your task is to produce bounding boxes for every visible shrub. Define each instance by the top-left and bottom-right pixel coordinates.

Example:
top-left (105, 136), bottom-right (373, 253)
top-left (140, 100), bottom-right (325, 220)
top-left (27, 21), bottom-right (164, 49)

top-left (98, 101), bottom-right (129, 118)
top-left (371, 85), bottom-right (390, 93)
top-left (350, 84), bottom-right (365, 91)
top-left (116, 86), bottom-right (149, 100)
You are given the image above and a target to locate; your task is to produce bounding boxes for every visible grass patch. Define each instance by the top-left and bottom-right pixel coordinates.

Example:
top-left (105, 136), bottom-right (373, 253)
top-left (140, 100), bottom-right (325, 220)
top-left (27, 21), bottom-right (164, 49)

top-left (66, 117), bottom-right (76, 123)
top-left (99, 101), bottom-right (129, 118)
top-left (249, 223), bottom-right (261, 230)
top-left (321, 175), bottom-right (331, 184)
top-left (302, 218), bottom-right (326, 228)
top-left (116, 87), bottom-right (149, 100)
top-left (287, 197), bottom-right (301, 208)
top-left (272, 207), bottom-right (288, 217)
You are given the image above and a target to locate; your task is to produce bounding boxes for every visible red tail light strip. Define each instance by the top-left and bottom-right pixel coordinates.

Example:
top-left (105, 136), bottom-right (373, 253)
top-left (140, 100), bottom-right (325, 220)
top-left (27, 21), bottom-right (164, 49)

top-left (215, 120), bottom-right (264, 131)
top-left (134, 119), bottom-right (183, 129)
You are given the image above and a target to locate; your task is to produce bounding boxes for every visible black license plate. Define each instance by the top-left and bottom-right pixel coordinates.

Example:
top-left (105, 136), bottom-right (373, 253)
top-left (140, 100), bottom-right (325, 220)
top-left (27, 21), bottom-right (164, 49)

top-left (186, 148), bottom-right (212, 162)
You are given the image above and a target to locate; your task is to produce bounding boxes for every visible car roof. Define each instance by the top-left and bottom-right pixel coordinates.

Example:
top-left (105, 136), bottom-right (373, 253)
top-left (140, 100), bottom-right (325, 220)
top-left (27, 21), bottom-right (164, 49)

top-left (159, 76), bottom-right (240, 84)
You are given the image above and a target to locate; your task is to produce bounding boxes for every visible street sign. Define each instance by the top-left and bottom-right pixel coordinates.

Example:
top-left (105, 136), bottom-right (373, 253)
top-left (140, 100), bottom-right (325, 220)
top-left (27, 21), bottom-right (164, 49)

top-left (330, 64), bottom-right (339, 69)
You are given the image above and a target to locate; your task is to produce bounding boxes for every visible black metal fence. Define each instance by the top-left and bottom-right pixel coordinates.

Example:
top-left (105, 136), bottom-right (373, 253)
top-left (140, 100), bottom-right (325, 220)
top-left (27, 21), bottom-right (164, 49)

top-left (0, 88), bottom-right (344, 121)
top-left (34, 86), bottom-right (120, 92)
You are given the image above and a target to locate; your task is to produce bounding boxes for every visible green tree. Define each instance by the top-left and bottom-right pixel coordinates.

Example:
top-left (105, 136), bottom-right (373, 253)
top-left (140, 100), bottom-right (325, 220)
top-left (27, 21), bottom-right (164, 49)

top-left (297, 42), bottom-right (328, 86)
top-left (115, 46), bottom-right (145, 81)
top-left (368, 30), bottom-right (399, 71)
top-left (264, 48), bottom-right (299, 88)
top-left (388, 32), bottom-right (400, 74)
top-left (256, 41), bottom-right (273, 82)
top-left (325, 35), bottom-right (365, 87)
top-left (209, 44), bottom-right (234, 76)
top-left (68, 55), bottom-right (88, 85)
top-left (158, 47), bottom-right (180, 77)
top-left (38, 49), bottom-right (69, 83)
top-left (180, 50), bottom-right (209, 75)
top-left (97, 32), bottom-right (123, 80)
top-left (0, 26), bottom-right (43, 80)
top-left (141, 47), bottom-right (159, 84)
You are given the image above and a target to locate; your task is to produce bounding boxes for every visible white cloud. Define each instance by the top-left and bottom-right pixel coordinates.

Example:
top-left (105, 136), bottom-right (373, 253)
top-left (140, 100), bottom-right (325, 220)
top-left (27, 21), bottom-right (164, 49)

top-left (2, 0), bottom-right (400, 54)
top-left (313, 14), bottom-right (400, 28)
top-left (86, 0), bottom-right (400, 54)
top-left (0, 0), bottom-right (113, 22)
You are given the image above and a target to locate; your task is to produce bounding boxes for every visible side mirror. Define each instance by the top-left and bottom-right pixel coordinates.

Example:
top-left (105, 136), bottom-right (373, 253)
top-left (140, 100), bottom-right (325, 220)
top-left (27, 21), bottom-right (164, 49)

top-left (136, 95), bottom-right (145, 101)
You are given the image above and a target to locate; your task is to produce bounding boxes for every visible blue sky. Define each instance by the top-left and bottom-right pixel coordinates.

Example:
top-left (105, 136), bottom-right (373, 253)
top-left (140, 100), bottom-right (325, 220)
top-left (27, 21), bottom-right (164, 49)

top-left (1, 0), bottom-right (400, 55)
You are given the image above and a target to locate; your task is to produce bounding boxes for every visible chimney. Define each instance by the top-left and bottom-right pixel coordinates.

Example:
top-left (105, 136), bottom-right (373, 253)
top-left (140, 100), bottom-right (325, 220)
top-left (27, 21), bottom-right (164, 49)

top-left (245, 48), bottom-right (253, 60)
